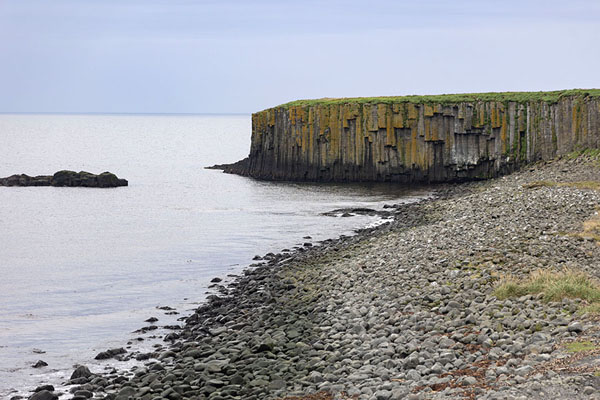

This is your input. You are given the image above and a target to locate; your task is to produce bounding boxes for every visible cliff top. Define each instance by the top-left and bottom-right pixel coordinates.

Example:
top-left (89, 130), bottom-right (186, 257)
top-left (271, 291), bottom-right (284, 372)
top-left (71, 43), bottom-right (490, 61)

top-left (277, 88), bottom-right (600, 109)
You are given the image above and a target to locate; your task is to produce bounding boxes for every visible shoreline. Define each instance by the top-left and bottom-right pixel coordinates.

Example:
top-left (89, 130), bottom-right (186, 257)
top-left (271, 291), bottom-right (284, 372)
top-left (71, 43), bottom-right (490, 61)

top-left (22, 155), bottom-right (600, 400)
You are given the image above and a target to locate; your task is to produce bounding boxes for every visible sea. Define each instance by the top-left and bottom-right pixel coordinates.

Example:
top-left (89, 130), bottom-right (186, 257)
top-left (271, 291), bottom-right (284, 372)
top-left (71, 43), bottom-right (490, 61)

top-left (0, 113), bottom-right (431, 396)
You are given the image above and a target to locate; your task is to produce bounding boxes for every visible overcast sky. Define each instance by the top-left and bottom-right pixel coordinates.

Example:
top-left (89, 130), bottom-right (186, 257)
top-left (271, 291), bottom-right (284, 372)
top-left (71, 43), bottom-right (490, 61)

top-left (1, 0), bottom-right (598, 113)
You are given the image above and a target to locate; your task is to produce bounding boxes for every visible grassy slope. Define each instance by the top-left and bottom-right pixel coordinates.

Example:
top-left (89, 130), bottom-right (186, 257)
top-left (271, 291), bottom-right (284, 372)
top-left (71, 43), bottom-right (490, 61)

top-left (277, 89), bottom-right (600, 109)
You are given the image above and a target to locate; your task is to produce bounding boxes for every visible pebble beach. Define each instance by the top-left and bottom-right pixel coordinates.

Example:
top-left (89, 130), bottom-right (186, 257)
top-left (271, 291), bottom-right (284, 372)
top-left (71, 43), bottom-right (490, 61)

top-left (24, 154), bottom-right (600, 400)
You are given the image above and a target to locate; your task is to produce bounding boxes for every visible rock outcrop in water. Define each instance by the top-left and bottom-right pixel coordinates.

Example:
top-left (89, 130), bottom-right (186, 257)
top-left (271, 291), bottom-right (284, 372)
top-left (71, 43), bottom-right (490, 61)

top-left (214, 90), bottom-right (600, 183)
top-left (0, 170), bottom-right (128, 187)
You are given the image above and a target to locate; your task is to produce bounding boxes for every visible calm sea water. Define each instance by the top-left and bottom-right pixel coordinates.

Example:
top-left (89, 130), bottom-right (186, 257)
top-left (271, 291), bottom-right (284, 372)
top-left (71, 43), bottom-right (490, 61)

top-left (0, 114), bottom-right (430, 396)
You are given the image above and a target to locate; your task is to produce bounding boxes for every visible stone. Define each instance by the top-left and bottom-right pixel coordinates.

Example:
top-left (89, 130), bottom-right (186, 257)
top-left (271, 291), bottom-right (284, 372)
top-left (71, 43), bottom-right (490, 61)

top-left (32, 360), bottom-right (48, 368)
top-left (73, 390), bottom-right (93, 398)
top-left (34, 385), bottom-right (54, 393)
top-left (583, 386), bottom-right (595, 395)
top-left (94, 347), bottom-right (127, 360)
top-left (115, 386), bottom-right (136, 400)
top-left (567, 322), bottom-right (583, 333)
top-left (70, 365), bottom-right (92, 380)
top-left (29, 390), bottom-right (57, 400)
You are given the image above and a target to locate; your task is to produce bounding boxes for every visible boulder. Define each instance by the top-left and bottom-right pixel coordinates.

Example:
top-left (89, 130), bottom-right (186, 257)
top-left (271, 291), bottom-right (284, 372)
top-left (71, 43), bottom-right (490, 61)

top-left (70, 365), bottom-right (92, 380)
top-left (29, 390), bottom-right (57, 400)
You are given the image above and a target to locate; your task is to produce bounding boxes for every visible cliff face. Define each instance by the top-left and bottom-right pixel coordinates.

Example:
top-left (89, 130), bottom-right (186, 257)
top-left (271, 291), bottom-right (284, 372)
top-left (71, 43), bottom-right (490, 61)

top-left (222, 91), bottom-right (600, 183)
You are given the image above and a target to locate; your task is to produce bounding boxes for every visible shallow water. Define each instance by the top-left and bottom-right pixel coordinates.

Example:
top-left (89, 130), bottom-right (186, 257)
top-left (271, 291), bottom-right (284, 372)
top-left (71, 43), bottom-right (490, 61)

top-left (0, 113), bottom-right (430, 395)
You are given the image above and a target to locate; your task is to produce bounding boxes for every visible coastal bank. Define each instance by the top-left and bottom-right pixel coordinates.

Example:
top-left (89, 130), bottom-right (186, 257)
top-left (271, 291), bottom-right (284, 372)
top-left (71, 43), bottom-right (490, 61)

top-left (216, 90), bottom-right (600, 183)
top-left (23, 152), bottom-right (600, 400)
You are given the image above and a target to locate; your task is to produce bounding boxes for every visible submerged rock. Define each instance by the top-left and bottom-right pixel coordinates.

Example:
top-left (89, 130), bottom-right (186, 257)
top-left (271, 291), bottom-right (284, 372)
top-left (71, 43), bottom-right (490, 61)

top-left (0, 171), bottom-right (127, 187)
top-left (94, 347), bottom-right (127, 360)
top-left (31, 360), bottom-right (48, 368)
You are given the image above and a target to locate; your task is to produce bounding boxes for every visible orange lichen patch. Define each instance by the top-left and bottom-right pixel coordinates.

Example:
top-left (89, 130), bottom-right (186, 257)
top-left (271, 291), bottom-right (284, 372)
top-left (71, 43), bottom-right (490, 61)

top-left (500, 110), bottom-right (508, 153)
top-left (424, 118), bottom-right (432, 141)
top-left (386, 109), bottom-right (395, 146)
top-left (392, 112), bottom-right (404, 128)
top-left (407, 103), bottom-right (418, 120)
top-left (424, 104), bottom-right (434, 117)
top-left (268, 110), bottom-right (275, 126)
top-left (377, 104), bottom-right (388, 129)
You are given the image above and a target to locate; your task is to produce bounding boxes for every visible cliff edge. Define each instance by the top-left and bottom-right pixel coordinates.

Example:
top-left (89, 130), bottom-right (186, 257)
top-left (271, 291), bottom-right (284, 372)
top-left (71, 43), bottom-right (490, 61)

top-left (214, 89), bottom-right (600, 183)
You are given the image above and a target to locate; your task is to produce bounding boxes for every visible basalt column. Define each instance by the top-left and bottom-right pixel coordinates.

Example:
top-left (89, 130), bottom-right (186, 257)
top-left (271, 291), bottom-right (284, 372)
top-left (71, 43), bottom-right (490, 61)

top-left (223, 94), bottom-right (600, 183)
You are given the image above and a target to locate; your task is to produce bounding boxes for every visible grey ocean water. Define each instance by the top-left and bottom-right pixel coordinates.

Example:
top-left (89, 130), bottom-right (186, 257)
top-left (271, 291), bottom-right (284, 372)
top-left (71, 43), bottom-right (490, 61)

top-left (0, 114), bottom-right (429, 396)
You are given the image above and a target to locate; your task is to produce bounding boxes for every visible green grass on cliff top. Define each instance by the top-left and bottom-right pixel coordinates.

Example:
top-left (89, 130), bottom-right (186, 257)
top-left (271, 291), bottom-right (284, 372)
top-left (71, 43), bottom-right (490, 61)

top-left (278, 89), bottom-right (600, 109)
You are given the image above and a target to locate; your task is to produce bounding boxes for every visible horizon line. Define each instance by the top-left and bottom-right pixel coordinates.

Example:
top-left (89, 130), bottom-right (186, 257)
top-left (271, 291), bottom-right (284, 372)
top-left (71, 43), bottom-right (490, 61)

top-left (0, 111), bottom-right (251, 116)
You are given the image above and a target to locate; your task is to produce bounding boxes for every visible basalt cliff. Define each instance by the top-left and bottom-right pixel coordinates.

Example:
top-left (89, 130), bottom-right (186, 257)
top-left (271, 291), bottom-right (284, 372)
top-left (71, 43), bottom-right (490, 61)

top-left (215, 90), bottom-right (600, 183)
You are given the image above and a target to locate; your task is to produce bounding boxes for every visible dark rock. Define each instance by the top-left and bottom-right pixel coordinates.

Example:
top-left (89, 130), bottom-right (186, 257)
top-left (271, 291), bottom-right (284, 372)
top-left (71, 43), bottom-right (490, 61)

top-left (34, 385), bottom-right (54, 393)
top-left (73, 390), bottom-right (93, 398)
top-left (70, 365), bottom-right (92, 380)
top-left (28, 390), bottom-right (57, 400)
top-left (164, 332), bottom-right (180, 341)
top-left (32, 360), bottom-right (48, 368)
top-left (211, 277), bottom-right (222, 283)
top-left (145, 317), bottom-right (158, 323)
top-left (0, 171), bottom-right (127, 187)
top-left (94, 348), bottom-right (126, 360)
top-left (135, 352), bottom-right (154, 361)
top-left (133, 325), bottom-right (158, 333)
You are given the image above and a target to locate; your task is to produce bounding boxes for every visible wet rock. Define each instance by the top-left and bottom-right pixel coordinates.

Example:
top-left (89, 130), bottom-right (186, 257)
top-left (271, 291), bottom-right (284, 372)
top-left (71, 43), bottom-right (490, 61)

top-left (34, 385), bottom-right (54, 393)
top-left (32, 360), bottom-right (47, 368)
top-left (94, 348), bottom-right (126, 360)
top-left (70, 365), bottom-right (92, 380)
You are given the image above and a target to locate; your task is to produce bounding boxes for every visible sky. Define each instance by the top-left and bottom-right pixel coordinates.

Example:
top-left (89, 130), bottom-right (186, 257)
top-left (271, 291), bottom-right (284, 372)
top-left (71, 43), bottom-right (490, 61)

top-left (0, 0), bottom-right (599, 114)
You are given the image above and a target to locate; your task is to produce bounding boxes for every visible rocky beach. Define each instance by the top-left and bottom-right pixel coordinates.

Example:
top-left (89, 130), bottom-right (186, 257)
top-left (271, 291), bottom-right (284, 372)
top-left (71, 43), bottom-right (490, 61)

top-left (22, 153), bottom-right (600, 400)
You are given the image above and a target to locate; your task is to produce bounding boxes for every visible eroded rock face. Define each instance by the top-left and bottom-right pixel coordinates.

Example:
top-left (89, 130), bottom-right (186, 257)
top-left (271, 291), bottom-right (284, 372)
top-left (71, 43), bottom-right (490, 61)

top-left (216, 93), bottom-right (600, 183)
top-left (0, 171), bottom-right (128, 187)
